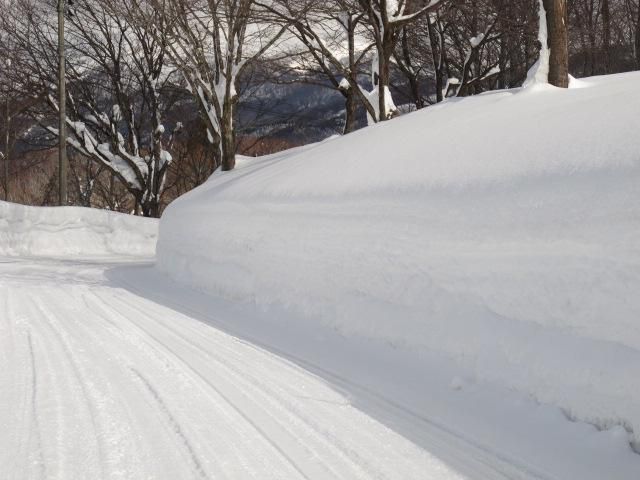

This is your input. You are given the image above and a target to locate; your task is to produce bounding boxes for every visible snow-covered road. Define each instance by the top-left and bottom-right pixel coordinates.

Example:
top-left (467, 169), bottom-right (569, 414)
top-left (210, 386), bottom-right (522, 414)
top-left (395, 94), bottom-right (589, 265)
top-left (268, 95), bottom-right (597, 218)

top-left (0, 257), bottom-right (439, 479)
top-left (2, 256), bottom-right (639, 480)
top-left (0, 256), bottom-right (508, 480)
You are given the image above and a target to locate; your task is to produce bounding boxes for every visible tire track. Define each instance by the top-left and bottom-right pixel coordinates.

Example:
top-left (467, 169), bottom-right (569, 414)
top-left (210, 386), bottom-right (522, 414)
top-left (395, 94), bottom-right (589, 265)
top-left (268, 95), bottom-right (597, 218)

top-left (128, 367), bottom-right (211, 480)
top-left (27, 293), bottom-right (107, 479)
top-left (1, 256), bottom-right (570, 480)
top-left (25, 331), bottom-right (48, 480)
top-left (66, 288), bottom-right (260, 479)
top-left (3, 289), bottom-right (47, 480)
top-left (108, 291), bottom-right (471, 479)
top-left (86, 291), bottom-right (319, 479)
top-left (79, 288), bottom-right (306, 479)
top-left (116, 276), bottom-right (558, 480)
top-left (108, 292), bottom-right (388, 480)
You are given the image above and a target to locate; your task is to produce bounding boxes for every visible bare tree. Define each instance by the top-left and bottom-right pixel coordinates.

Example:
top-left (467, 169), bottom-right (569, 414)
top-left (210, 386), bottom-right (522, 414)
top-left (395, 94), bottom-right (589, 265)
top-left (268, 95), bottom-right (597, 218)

top-left (263, 0), bottom-right (378, 131)
top-left (354, 0), bottom-right (449, 120)
top-left (4, 0), bottom-right (177, 216)
top-left (135, 0), bottom-right (289, 172)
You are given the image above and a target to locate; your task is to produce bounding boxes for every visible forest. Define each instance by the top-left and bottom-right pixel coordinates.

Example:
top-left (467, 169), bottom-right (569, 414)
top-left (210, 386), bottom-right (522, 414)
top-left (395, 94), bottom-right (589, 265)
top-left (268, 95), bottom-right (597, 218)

top-left (0, 0), bottom-right (638, 216)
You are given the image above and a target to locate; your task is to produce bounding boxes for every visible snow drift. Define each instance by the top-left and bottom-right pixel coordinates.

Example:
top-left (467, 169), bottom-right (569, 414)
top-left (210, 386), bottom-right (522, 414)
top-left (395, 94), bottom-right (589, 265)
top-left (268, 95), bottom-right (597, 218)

top-left (157, 72), bottom-right (640, 443)
top-left (0, 201), bottom-right (158, 258)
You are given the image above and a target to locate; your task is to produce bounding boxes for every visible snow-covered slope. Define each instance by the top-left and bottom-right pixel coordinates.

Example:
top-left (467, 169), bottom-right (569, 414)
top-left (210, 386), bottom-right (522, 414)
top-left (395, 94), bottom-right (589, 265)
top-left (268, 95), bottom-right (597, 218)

top-left (0, 201), bottom-right (158, 257)
top-left (157, 72), bottom-right (640, 445)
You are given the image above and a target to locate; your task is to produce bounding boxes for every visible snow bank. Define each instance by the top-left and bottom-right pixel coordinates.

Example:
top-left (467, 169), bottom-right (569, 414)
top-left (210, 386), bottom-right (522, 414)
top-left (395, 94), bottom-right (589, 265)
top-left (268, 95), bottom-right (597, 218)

top-left (157, 72), bottom-right (640, 443)
top-left (0, 202), bottom-right (158, 258)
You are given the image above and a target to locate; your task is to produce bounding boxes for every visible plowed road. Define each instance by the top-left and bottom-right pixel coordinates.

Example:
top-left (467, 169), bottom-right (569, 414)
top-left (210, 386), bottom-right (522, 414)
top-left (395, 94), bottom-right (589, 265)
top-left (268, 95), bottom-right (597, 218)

top-left (0, 257), bottom-right (557, 479)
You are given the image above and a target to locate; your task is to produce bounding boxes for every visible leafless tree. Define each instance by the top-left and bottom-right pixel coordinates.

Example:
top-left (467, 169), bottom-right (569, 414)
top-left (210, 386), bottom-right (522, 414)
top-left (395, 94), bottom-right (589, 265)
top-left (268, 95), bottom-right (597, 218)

top-left (3, 0), bottom-right (177, 216)
top-left (353, 0), bottom-right (450, 120)
top-left (133, 0), bottom-right (290, 171)
top-left (262, 0), bottom-right (378, 130)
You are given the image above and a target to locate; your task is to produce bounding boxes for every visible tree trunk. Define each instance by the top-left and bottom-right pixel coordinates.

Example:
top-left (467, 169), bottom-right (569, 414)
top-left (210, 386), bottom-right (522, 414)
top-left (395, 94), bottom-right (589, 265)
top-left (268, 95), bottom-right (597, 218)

top-left (434, 69), bottom-right (444, 103)
top-left (140, 197), bottom-right (160, 218)
top-left (497, 31), bottom-right (508, 89)
top-left (636, 1), bottom-right (640, 69)
top-left (576, 12), bottom-right (589, 76)
top-left (542, 0), bottom-right (569, 88)
top-left (409, 75), bottom-right (423, 110)
top-left (220, 98), bottom-right (236, 171)
top-left (150, 102), bottom-right (163, 216)
top-left (57, 0), bottom-right (68, 205)
top-left (148, 201), bottom-right (160, 218)
top-left (601, 0), bottom-right (611, 73)
top-left (426, 15), bottom-right (444, 103)
top-left (377, 50), bottom-right (389, 121)
top-left (399, 26), bottom-right (423, 109)
top-left (378, 40), bottom-right (401, 121)
top-left (343, 89), bottom-right (357, 134)
top-left (3, 96), bottom-right (9, 201)
top-left (587, 30), bottom-right (596, 76)
top-left (344, 16), bottom-right (358, 134)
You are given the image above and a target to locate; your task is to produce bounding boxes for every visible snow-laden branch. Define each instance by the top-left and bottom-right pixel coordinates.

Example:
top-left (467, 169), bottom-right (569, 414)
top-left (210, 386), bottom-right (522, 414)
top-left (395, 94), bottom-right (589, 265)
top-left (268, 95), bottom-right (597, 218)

top-left (386, 0), bottom-right (449, 26)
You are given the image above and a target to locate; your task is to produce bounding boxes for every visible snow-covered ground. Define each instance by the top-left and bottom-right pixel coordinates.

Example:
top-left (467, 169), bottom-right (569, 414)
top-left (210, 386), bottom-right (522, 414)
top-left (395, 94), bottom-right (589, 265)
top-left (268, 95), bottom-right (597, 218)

top-left (2, 256), bottom-right (469, 479)
top-left (2, 255), bottom-right (640, 479)
top-left (158, 72), bottom-right (640, 451)
top-left (2, 72), bottom-right (640, 479)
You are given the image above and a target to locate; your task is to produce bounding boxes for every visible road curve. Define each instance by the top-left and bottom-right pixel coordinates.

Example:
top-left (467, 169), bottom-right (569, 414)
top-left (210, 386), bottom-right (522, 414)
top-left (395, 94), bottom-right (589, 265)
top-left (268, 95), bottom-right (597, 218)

top-left (0, 257), bottom-right (544, 480)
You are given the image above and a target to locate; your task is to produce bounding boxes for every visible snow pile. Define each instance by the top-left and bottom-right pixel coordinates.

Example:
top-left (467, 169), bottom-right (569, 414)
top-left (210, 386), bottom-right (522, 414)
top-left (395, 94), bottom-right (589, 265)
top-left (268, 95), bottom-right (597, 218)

top-left (0, 202), bottom-right (158, 258)
top-left (157, 72), bottom-right (640, 443)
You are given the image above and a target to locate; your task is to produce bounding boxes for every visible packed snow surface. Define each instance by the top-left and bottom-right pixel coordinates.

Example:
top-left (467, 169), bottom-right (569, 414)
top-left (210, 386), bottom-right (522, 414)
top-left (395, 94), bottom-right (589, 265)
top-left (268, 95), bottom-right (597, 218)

top-left (0, 201), bottom-right (158, 257)
top-left (158, 72), bottom-right (640, 446)
top-left (1, 258), bottom-right (469, 479)
top-left (3, 257), bottom-right (640, 479)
